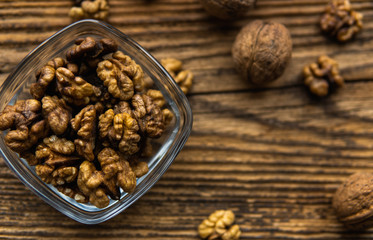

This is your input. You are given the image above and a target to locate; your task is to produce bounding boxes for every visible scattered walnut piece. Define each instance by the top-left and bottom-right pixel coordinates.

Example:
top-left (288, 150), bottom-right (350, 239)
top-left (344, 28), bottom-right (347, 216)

top-left (320, 0), bottom-right (363, 42)
top-left (303, 55), bottom-right (344, 97)
top-left (69, 7), bottom-right (87, 20)
top-left (221, 225), bottom-right (241, 240)
top-left (198, 210), bottom-right (241, 240)
top-left (175, 70), bottom-right (193, 96)
top-left (161, 58), bottom-right (194, 94)
top-left (69, 0), bottom-right (109, 21)
top-left (161, 58), bottom-right (182, 78)
top-left (332, 172), bottom-right (373, 229)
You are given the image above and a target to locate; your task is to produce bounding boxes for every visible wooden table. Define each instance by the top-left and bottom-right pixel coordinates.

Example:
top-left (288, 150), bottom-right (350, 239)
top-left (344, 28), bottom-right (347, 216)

top-left (1, 0), bottom-right (373, 239)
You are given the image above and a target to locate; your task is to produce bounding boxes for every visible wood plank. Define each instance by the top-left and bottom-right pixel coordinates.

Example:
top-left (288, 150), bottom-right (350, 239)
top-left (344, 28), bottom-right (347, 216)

top-left (1, 0), bottom-right (373, 239)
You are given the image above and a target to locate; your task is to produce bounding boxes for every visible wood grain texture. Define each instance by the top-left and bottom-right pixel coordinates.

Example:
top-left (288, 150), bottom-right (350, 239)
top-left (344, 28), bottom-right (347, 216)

top-left (1, 0), bottom-right (373, 239)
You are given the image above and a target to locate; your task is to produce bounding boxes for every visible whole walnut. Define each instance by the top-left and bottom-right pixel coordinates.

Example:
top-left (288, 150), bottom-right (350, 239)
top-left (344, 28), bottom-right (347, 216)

top-left (332, 172), bottom-right (373, 229)
top-left (199, 0), bottom-right (256, 19)
top-left (232, 20), bottom-right (293, 85)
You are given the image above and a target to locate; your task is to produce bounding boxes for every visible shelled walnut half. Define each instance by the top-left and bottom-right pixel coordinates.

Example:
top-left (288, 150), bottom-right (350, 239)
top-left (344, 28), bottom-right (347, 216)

top-left (198, 210), bottom-right (241, 240)
top-left (320, 0), bottom-right (363, 42)
top-left (161, 58), bottom-right (193, 95)
top-left (69, 0), bottom-right (109, 21)
top-left (303, 55), bottom-right (344, 97)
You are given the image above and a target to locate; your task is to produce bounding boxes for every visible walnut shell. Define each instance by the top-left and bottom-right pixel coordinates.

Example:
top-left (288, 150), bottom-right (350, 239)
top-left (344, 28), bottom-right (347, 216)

top-left (332, 172), bottom-right (373, 229)
top-left (199, 0), bottom-right (256, 19)
top-left (232, 20), bottom-right (292, 85)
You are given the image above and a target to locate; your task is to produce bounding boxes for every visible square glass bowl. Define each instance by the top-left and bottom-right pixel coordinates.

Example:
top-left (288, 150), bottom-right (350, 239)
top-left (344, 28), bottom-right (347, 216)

top-left (0, 19), bottom-right (192, 224)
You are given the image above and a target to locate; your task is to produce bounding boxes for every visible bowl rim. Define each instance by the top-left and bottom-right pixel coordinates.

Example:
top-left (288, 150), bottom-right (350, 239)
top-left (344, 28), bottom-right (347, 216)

top-left (0, 19), bottom-right (193, 224)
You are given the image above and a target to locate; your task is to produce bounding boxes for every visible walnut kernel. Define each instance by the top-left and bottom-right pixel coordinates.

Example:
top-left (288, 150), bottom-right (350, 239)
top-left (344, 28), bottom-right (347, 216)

top-left (303, 55), bottom-right (344, 97)
top-left (320, 0), bottom-right (363, 42)
top-left (69, 0), bottom-right (109, 21)
top-left (198, 210), bottom-right (241, 240)
top-left (161, 58), bottom-right (194, 94)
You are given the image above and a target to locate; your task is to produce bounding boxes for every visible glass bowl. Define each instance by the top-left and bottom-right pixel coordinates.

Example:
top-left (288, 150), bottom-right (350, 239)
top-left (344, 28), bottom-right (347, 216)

top-left (0, 19), bottom-right (192, 224)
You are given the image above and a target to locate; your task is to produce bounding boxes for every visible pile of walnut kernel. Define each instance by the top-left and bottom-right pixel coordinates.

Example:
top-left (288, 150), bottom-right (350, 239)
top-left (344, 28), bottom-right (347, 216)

top-left (0, 36), bottom-right (174, 208)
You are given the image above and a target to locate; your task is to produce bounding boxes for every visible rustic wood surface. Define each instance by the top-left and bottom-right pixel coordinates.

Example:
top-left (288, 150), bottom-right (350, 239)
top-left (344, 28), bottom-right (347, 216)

top-left (1, 0), bottom-right (373, 239)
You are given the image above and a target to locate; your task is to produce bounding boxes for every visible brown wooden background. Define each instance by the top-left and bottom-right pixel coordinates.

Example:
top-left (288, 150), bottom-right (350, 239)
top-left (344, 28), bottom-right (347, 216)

top-left (1, 0), bottom-right (373, 239)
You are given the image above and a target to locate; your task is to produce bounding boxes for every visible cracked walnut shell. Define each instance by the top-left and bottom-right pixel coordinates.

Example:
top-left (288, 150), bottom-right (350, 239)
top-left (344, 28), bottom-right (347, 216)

top-left (232, 20), bottom-right (292, 85)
